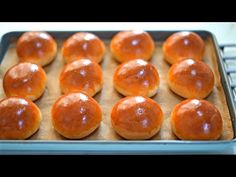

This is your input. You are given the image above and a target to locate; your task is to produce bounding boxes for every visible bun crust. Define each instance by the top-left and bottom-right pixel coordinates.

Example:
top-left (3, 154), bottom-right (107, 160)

top-left (113, 59), bottom-right (160, 97)
top-left (59, 59), bottom-right (103, 97)
top-left (110, 30), bottom-right (154, 63)
top-left (16, 31), bottom-right (57, 66)
top-left (3, 62), bottom-right (47, 101)
top-left (51, 92), bottom-right (102, 139)
top-left (0, 97), bottom-right (42, 139)
top-left (61, 32), bottom-right (105, 64)
top-left (163, 31), bottom-right (205, 64)
top-left (167, 59), bottom-right (214, 99)
top-left (171, 99), bottom-right (223, 140)
top-left (111, 96), bottom-right (163, 139)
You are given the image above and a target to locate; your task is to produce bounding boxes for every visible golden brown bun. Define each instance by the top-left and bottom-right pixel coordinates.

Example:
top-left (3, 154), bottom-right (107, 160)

top-left (113, 59), bottom-right (160, 97)
top-left (111, 96), bottom-right (163, 139)
top-left (3, 62), bottom-right (47, 101)
top-left (16, 32), bottom-right (57, 66)
top-left (61, 32), bottom-right (105, 64)
top-left (51, 92), bottom-right (102, 139)
top-left (0, 97), bottom-right (42, 139)
top-left (171, 99), bottom-right (223, 140)
top-left (59, 59), bottom-right (103, 97)
top-left (167, 59), bottom-right (214, 99)
top-left (163, 31), bottom-right (205, 64)
top-left (110, 30), bottom-right (154, 63)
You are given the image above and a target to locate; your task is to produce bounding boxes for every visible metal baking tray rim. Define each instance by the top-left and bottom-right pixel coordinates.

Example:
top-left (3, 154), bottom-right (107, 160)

top-left (0, 140), bottom-right (234, 154)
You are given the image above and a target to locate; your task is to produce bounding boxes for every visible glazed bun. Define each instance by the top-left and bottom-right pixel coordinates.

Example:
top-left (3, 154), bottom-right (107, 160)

top-left (163, 31), bottom-right (205, 64)
top-left (59, 59), bottom-right (103, 97)
top-left (167, 59), bottom-right (214, 99)
top-left (0, 97), bottom-right (42, 139)
top-left (3, 62), bottom-right (47, 101)
top-left (171, 99), bottom-right (223, 140)
top-left (61, 32), bottom-right (105, 64)
top-left (111, 96), bottom-right (163, 139)
top-left (110, 30), bottom-right (154, 63)
top-left (16, 31), bottom-right (57, 66)
top-left (51, 92), bottom-right (102, 139)
top-left (113, 59), bottom-right (160, 97)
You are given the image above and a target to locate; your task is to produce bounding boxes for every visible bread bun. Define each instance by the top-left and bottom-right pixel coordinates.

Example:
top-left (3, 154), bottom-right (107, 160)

top-left (3, 62), bottom-right (47, 101)
top-left (163, 31), bottom-right (205, 64)
top-left (60, 59), bottom-right (103, 97)
top-left (61, 32), bottom-right (105, 64)
top-left (171, 99), bottom-right (223, 140)
top-left (0, 97), bottom-right (42, 139)
top-left (110, 30), bottom-right (154, 63)
top-left (111, 96), bottom-right (163, 139)
top-left (167, 58), bottom-right (214, 99)
top-left (51, 92), bottom-right (102, 139)
top-left (16, 31), bottom-right (57, 66)
top-left (113, 59), bottom-right (160, 97)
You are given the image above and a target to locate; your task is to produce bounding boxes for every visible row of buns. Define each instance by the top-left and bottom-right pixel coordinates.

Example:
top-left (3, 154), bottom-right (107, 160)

top-left (2, 57), bottom-right (214, 101)
top-left (0, 30), bottom-right (222, 141)
top-left (16, 30), bottom-right (205, 65)
top-left (0, 94), bottom-right (223, 140)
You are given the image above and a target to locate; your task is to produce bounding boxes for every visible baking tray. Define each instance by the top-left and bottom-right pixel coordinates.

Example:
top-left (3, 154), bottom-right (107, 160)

top-left (0, 31), bottom-right (235, 154)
